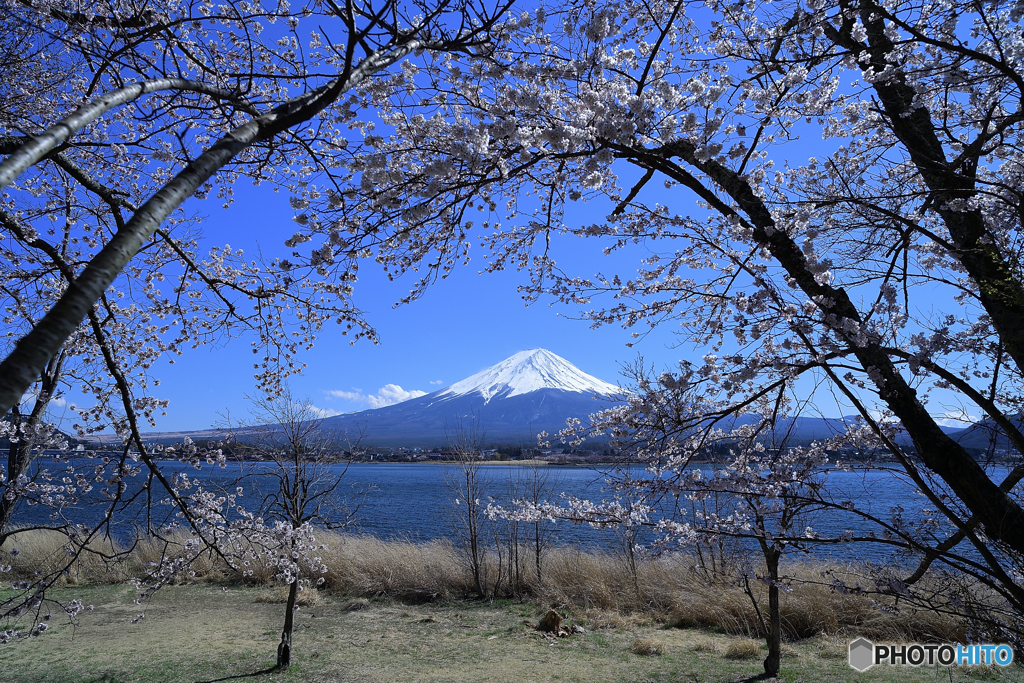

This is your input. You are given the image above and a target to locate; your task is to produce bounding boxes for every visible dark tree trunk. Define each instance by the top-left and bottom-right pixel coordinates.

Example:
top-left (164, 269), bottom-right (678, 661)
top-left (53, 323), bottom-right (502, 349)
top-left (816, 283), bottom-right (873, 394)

top-left (276, 580), bottom-right (298, 669)
top-left (470, 510), bottom-right (484, 598)
top-left (1, 354), bottom-right (61, 543)
top-left (763, 548), bottom-right (782, 678)
top-left (629, 132), bottom-right (1024, 557)
top-left (534, 522), bottom-right (543, 586)
top-left (0, 439), bottom-right (29, 538)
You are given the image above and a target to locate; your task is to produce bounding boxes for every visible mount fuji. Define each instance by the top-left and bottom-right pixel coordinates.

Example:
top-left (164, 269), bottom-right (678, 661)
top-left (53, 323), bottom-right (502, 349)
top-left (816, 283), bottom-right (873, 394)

top-left (321, 349), bottom-right (622, 446)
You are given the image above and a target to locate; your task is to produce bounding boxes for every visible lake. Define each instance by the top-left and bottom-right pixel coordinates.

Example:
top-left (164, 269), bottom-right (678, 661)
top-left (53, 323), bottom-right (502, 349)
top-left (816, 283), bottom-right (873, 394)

top-left (12, 457), bottom-right (1000, 564)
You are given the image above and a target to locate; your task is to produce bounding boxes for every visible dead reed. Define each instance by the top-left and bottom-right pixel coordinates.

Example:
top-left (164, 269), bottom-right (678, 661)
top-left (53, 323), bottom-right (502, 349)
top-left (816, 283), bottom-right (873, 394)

top-left (723, 639), bottom-right (763, 660)
top-left (630, 637), bottom-right (666, 656)
top-left (2, 528), bottom-right (966, 643)
top-left (1, 529), bottom-right (124, 585)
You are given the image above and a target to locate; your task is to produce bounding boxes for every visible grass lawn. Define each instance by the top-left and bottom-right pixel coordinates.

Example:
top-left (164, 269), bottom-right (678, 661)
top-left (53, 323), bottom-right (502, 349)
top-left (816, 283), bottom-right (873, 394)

top-left (0, 583), bottom-right (1020, 682)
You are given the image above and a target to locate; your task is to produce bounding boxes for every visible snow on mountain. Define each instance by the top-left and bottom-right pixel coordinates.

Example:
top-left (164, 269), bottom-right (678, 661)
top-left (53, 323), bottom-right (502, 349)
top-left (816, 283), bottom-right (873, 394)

top-left (311, 348), bottom-right (622, 445)
top-left (438, 349), bottom-right (619, 403)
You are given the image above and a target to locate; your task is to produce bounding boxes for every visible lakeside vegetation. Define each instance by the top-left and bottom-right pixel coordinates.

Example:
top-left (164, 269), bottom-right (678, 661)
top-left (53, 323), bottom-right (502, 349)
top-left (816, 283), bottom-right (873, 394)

top-left (3, 582), bottom-right (997, 683)
top-left (5, 528), bottom-right (1013, 681)
top-left (2, 583), bottom-right (1012, 683)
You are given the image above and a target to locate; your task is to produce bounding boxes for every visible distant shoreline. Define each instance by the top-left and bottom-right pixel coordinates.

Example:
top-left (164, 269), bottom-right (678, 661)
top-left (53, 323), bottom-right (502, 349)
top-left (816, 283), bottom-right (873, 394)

top-left (47, 454), bottom-right (934, 469)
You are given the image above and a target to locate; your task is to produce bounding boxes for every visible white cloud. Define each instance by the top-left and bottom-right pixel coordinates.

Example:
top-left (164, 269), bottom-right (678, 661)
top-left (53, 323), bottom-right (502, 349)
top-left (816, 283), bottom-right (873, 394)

top-left (19, 391), bottom-right (67, 409)
top-left (325, 389), bottom-right (364, 401)
top-left (367, 384), bottom-right (427, 408)
top-left (323, 384), bottom-right (427, 409)
top-left (429, 379), bottom-right (444, 386)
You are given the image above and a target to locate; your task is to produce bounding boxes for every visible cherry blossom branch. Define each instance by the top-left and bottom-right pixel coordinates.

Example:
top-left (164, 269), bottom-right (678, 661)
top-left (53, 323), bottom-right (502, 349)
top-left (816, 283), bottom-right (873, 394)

top-left (0, 33), bottom-right (439, 417)
top-left (0, 78), bottom-right (258, 191)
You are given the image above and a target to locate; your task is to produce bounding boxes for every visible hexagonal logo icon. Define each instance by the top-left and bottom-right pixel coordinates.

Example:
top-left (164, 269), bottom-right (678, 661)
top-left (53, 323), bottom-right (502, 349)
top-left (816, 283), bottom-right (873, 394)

top-left (849, 638), bottom-right (874, 672)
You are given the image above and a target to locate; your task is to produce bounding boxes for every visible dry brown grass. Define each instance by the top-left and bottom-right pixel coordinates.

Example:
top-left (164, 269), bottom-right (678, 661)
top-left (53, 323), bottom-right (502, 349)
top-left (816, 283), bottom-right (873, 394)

top-left (1, 529), bottom-right (124, 584)
top-left (537, 547), bottom-right (682, 613)
top-left (317, 534), bottom-right (473, 601)
top-left (129, 530), bottom-right (227, 581)
top-left (666, 560), bottom-right (964, 644)
top-left (723, 639), bottom-right (763, 660)
top-left (630, 637), bottom-right (666, 656)
top-left (4, 528), bottom-right (968, 644)
top-left (312, 534), bottom-right (964, 644)
top-left (252, 585), bottom-right (322, 607)
top-left (1, 527), bottom-right (241, 586)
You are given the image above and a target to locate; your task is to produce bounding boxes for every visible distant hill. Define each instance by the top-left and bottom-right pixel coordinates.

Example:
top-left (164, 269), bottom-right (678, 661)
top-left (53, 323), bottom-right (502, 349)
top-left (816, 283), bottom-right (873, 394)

top-left (320, 348), bottom-right (623, 447)
top-left (79, 348), bottom-right (1013, 456)
top-left (946, 415), bottom-right (1021, 452)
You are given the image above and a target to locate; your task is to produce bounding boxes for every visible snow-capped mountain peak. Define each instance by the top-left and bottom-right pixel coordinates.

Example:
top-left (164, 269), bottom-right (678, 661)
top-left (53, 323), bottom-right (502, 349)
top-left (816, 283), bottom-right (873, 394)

top-left (438, 349), bottom-right (619, 403)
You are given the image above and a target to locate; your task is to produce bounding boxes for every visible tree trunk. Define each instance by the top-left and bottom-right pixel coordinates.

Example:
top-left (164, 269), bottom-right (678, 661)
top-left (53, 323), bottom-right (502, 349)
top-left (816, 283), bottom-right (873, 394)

top-left (763, 549), bottom-right (782, 679)
top-left (0, 38), bottom-right (433, 418)
top-left (534, 522), bottom-right (543, 587)
top-left (1, 356), bottom-right (61, 543)
top-left (469, 504), bottom-right (484, 598)
top-left (277, 580), bottom-right (298, 669)
top-left (637, 135), bottom-right (1024, 556)
top-left (0, 438), bottom-right (30, 538)
top-left (465, 469), bottom-right (485, 598)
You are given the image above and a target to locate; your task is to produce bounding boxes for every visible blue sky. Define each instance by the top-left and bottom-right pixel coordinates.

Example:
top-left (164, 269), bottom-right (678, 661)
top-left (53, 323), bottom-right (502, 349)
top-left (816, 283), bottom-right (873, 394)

top-left (60, 134), bottom-right (970, 434)
top-left (40, 38), bottom-right (971, 435)
top-left (123, 177), bottom-right (686, 432)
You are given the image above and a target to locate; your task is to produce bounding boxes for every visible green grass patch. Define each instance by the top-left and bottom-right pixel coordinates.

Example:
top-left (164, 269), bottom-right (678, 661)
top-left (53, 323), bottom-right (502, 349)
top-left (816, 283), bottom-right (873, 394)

top-left (1, 583), bottom-right (1021, 682)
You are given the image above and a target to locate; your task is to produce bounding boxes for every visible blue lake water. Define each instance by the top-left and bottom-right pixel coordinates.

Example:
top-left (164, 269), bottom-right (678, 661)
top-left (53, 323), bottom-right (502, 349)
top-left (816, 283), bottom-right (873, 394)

top-left (13, 458), bottom-right (1004, 563)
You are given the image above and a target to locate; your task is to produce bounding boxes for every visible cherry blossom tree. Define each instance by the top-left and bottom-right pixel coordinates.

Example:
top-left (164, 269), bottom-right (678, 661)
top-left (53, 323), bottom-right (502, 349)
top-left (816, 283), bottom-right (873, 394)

top-left (317, 0), bottom-right (1024, 648)
top-left (224, 390), bottom-right (357, 669)
top-left (492, 375), bottom-right (1016, 675)
top-left (0, 0), bottom-right (512, 638)
top-left (123, 390), bottom-right (362, 669)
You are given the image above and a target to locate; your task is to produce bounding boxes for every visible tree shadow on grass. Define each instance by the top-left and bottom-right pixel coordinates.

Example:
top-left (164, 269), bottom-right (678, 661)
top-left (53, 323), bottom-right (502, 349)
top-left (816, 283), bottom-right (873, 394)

top-left (194, 665), bottom-right (278, 683)
top-left (735, 674), bottom-right (780, 682)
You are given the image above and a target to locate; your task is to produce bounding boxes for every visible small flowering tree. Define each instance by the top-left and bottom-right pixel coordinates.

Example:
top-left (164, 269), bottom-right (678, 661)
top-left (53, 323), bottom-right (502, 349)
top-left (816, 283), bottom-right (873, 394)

top-left (489, 441), bottom-right (835, 676)
top-left (130, 473), bottom-right (330, 668)
top-left (225, 391), bottom-right (354, 669)
top-left (671, 441), bottom-right (832, 678)
top-left (520, 461), bottom-right (561, 588)
top-left (130, 391), bottom-right (353, 669)
top-left (493, 365), bottom-right (1023, 675)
